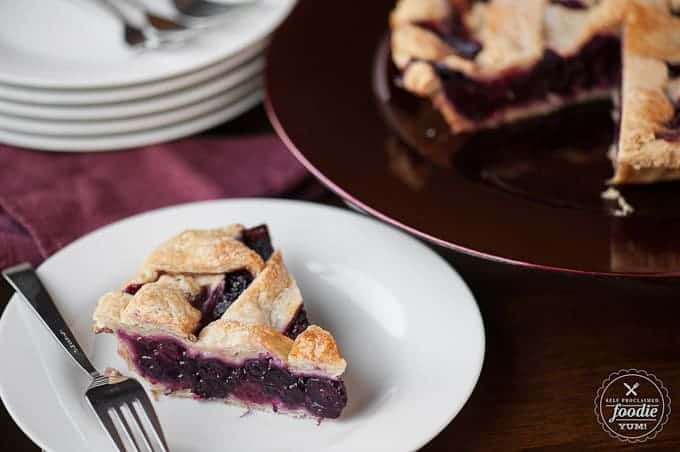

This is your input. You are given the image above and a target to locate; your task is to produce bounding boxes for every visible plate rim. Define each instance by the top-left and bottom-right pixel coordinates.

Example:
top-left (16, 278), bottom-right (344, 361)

top-left (0, 56), bottom-right (264, 121)
top-left (0, 89), bottom-right (263, 152)
top-left (0, 198), bottom-right (486, 452)
top-left (0, 75), bottom-right (263, 135)
top-left (0, 38), bottom-right (269, 106)
top-left (0, 0), bottom-right (295, 89)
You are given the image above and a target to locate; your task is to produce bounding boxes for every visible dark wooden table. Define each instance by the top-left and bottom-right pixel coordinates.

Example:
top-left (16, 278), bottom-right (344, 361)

top-left (3, 106), bottom-right (680, 451)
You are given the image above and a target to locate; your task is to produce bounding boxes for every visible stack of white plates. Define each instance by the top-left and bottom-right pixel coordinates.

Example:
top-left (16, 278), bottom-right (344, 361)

top-left (0, 0), bottom-right (296, 152)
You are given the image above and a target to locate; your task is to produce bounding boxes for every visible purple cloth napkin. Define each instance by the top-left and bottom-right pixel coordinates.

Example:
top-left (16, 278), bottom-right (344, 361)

top-left (0, 135), bottom-right (309, 269)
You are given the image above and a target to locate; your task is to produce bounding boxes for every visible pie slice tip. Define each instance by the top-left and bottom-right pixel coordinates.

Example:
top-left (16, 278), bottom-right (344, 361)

top-left (93, 224), bottom-right (348, 420)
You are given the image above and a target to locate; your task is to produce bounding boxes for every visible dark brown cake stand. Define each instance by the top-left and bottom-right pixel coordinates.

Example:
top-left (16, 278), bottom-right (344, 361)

top-left (265, 0), bottom-right (680, 277)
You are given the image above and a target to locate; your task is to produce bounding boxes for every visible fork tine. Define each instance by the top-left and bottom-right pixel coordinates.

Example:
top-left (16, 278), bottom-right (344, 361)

top-left (113, 405), bottom-right (142, 452)
top-left (94, 406), bottom-right (126, 452)
top-left (126, 401), bottom-right (155, 452)
top-left (135, 395), bottom-right (170, 452)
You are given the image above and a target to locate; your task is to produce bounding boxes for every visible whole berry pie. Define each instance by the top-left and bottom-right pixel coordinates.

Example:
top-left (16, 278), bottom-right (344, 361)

top-left (93, 224), bottom-right (348, 419)
top-left (390, 0), bottom-right (680, 184)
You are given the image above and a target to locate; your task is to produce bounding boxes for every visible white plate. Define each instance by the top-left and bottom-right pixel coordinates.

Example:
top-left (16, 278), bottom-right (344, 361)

top-left (0, 0), bottom-right (294, 88)
top-left (0, 200), bottom-right (485, 452)
top-left (0, 57), bottom-right (264, 121)
top-left (0, 89), bottom-right (263, 151)
top-left (0, 39), bottom-right (268, 106)
top-left (0, 75), bottom-right (262, 135)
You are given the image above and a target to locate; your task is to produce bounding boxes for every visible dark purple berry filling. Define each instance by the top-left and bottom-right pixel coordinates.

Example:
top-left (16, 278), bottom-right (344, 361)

top-left (191, 223), bottom-right (272, 327)
top-left (416, 20), bottom-right (482, 60)
top-left (217, 270), bottom-right (253, 317)
top-left (194, 270), bottom-right (254, 329)
top-left (284, 307), bottom-right (310, 339)
top-left (304, 378), bottom-right (347, 418)
top-left (667, 61), bottom-right (680, 78)
top-left (434, 35), bottom-right (620, 121)
top-left (120, 332), bottom-right (347, 418)
top-left (241, 225), bottom-right (274, 261)
top-left (123, 283), bottom-right (143, 295)
top-left (658, 129), bottom-right (680, 142)
top-left (550, 0), bottom-right (587, 9)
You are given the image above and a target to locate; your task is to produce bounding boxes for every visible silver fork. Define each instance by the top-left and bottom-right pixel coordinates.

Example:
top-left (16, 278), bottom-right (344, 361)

top-left (172, 0), bottom-right (257, 19)
top-left (2, 263), bottom-right (170, 452)
top-left (92, 0), bottom-right (200, 48)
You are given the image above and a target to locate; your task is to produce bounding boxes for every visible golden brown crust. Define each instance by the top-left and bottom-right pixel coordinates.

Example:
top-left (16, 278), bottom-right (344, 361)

top-left (119, 275), bottom-right (202, 337)
top-left (198, 319), bottom-right (294, 364)
top-left (472, 0), bottom-right (545, 72)
top-left (611, 163), bottom-right (680, 184)
top-left (392, 0), bottom-right (627, 75)
top-left (92, 225), bottom-right (346, 380)
top-left (223, 250), bottom-right (303, 332)
top-left (612, 1), bottom-right (680, 183)
top-left (391, 0), bottom-right (629, 133)
top-left (400, 61), bottom-right (443, 97)
top-left (390, 0), bottom-right (452, 29)
top-left (391, 0), bottom-right (680, 184)
top-left (139, 225), bottom-right (264, 279)
top-left (289, 326), bottom-right (347, 378)
top-left (93, 292), bottom-right (132, 333)
top-left (392, 24), bottom-right (455, 64)
top-left (625, 0), bottom-right (680, 61)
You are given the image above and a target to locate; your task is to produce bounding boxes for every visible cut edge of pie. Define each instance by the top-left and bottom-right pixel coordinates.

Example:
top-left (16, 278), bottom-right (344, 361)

top-left (391, 0), bottom-right (625, 131)
top-left (611, 0), bottom-right (680, 184)
top-left (93, 224), bottom-right (348, 420)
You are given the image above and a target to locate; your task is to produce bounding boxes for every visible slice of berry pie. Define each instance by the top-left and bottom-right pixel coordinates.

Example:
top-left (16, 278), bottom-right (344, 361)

top-left (93, 224), bottom-right (348, 419)
top-left (390, 0), bottom-right (680, 185)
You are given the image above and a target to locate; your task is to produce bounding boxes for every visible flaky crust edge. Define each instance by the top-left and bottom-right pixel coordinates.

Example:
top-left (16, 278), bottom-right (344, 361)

top-left (390, 0), bottom-right (628, 133)
top-left (93, 225), bottom-right (347, 380)
top-left (612, 1), bottom-right (680, 184)
top-left (110, 320), bottom-right (347, 379)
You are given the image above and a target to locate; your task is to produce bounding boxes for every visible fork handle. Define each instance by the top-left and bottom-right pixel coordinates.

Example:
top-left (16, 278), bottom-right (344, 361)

top-left (90, 0), bottom-right (131, 24)
top-left (2, 263), bottom-right (99, 378)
